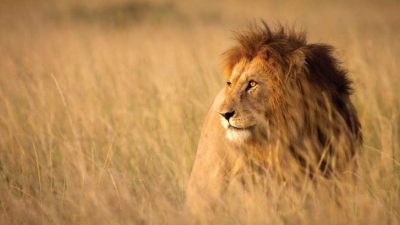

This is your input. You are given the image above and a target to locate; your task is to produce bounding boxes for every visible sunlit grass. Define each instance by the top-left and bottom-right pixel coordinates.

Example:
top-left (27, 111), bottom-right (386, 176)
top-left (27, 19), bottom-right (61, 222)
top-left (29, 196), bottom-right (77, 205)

top-left (0, 0), bottom-right (399, 224)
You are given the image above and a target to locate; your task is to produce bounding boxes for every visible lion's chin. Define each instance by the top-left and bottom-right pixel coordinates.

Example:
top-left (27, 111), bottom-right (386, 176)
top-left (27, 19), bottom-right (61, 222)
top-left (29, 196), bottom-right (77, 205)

top-left (220, 117), bottom-right (252, 143)
top-left (226, 128), bottom-right (251, 144)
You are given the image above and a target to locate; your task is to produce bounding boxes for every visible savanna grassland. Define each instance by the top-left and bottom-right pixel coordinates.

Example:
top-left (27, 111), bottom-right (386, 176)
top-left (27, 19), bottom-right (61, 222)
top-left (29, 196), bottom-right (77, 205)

top-left (0, 0), bottom-right (399, 224)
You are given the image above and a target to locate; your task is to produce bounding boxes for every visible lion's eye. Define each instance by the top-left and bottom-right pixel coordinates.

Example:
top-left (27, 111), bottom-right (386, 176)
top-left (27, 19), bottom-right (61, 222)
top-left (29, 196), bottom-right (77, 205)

top-left (247, 80), bottom-right (257, 90)
top-left (226, 81), bottom-right (232, 88)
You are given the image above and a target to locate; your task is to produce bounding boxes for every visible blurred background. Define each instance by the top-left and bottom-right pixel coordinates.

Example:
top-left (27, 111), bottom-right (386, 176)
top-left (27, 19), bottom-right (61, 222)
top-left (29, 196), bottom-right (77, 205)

top-left (0, 0), bottom-right (399, 224)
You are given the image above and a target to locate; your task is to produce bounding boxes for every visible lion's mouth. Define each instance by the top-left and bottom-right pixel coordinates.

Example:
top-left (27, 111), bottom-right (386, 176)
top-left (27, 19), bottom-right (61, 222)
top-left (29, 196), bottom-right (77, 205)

top-left (228, 124), bottom-right (254, 130)
top-left (220, 117), bottom-right (255, 131)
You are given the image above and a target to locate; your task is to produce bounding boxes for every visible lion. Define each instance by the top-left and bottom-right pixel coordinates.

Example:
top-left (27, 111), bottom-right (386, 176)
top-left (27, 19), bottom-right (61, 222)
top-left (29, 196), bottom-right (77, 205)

top-left (186, 22), bottom-right (362, 215)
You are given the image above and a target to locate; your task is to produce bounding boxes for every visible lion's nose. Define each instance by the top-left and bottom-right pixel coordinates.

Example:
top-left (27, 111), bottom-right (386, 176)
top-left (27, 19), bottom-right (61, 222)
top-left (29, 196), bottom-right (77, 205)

top-left (219, 110), bottom-right (235, 121)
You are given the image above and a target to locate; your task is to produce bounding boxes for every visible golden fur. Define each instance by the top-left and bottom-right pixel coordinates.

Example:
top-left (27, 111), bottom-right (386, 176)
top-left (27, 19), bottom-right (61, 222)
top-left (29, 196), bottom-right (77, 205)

top-left (187, 22), bottom-right (362, 214)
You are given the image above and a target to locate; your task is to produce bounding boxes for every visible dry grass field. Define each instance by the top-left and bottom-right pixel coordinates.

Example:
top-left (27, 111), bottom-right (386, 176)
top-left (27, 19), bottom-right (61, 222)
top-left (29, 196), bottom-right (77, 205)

top-left (0, 0), bottom-right (399, 224)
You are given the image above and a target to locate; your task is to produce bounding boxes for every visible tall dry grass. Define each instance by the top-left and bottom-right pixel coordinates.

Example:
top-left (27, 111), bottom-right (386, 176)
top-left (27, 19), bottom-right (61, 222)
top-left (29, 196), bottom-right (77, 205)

top-left (0, 0), bottom-right (399, 224)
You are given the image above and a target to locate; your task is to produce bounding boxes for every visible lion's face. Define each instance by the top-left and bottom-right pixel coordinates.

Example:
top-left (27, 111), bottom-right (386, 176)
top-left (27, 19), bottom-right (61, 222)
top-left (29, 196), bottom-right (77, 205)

top-left (219, 57), bottom-right (272, 143)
